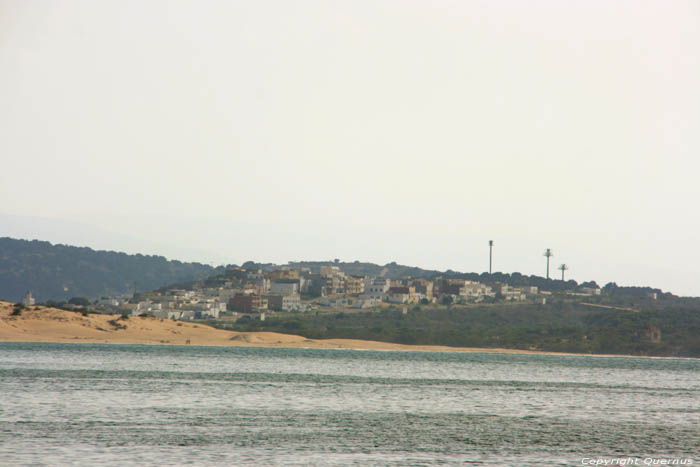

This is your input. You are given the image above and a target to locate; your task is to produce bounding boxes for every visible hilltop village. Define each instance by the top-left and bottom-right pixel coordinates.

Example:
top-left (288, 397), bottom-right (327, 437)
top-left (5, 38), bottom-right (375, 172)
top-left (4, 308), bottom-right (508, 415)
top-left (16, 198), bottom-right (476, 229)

top-left (14, 261), bottom-right (698, 357)
top-left (34, 264), bottom-right (603, 322)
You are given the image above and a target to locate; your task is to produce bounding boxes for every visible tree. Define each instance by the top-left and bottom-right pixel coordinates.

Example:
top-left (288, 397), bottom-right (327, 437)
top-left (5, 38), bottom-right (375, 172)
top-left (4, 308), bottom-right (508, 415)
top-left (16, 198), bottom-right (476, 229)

top-left (11, 303), bottom-right (25, 316)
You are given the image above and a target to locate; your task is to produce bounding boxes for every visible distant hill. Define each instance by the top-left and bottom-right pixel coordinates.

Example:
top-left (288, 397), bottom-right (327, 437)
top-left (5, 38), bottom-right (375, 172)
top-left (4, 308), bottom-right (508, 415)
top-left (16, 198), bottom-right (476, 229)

top-left (0, 237), bottom-right (216, 303)
top-left (285, 260), bottom-right (443, 279)
top-left (1, 237), bottom-right (678, 304)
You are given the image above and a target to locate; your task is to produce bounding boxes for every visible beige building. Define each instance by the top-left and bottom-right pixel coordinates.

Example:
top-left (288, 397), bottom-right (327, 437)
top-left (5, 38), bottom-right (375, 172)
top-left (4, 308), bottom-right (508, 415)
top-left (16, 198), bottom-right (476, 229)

top-left (345, 275), bottom-right (365, 295)
top-left (411, 279), bottom-right (434, 300)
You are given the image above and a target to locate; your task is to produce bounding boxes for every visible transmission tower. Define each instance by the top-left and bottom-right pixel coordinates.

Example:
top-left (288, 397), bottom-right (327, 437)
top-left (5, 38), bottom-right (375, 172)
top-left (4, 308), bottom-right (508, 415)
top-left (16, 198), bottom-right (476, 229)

top-left (558, 263), bottom-right (569, 281)
top-left (543, 249), bottom-right (553, 279)
top-left (488, 240), bottom-right (493, 275)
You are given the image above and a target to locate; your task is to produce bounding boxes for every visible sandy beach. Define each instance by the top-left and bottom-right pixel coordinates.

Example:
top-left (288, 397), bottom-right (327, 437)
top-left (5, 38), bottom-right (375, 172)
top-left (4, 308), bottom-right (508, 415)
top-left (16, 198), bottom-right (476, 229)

top-left (0, 301), bottom-right (585, 355)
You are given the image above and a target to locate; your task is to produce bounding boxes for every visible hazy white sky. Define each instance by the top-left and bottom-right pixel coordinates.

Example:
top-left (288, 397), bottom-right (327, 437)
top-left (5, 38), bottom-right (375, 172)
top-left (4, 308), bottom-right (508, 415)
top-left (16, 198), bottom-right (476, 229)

top-left (1, 1), bottom-right (699, 295)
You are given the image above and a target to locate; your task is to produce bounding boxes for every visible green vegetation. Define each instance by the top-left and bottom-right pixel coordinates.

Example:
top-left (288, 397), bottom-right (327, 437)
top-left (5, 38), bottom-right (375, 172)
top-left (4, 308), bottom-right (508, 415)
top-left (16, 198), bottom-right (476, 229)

top-left (107, 318), bottom-right (127, 330)
top-left (0, 237), bottom-right (216, 302)
top-left (217, 295), bottom-right (700, 357)
top-left (11, 303), bottom-right (25, 316)
top-left (68, 297), bottom-right (90, 307)
top-left (242, 260), bottom-right (443, 280)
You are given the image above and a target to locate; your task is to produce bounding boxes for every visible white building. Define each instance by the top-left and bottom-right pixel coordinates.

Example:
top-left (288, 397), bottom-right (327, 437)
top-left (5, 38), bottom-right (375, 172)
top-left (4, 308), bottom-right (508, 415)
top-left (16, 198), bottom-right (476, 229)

top-left (498, 285), bottom-right (526, 301)
top-left (267, 294), bottom-right (302, 311)
top-left (168, 289), bottom-right (195, 299)
top-left (580, 287), bottom-right (601, 296)
top-left (386, 292), bottom-right (410, 304)
top-left (460, 281), bottom-right (495, 299)
top-left (270, 282), bottom-right (299, 296)
top-left (360, 278), bottom-right (391, 301)
top-left (96, 297), bottom-right (120, 307)
top-left (22, 291), bottom-right (35, 306)
top-left (366, 278), bottom-right (391, 294)
top-left (319, 297), bottom-right (352, 307)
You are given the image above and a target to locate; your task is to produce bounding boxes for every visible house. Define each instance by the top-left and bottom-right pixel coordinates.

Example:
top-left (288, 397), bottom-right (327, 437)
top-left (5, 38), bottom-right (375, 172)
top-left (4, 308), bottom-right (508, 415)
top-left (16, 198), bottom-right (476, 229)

top-left (167, 289), bottom-right (195, 299)
top-left (96, 297), bottom-right (120, 307)
top-left (493, 284), bottom-right (526, 301)
top-left (387, 286), bottom-right (417, 303)
top-left (22, 291), bottom-right (36, 306)
top-left (228, 294), bottom-right (267, 313)
top-left (218, 288), bottom-right (241, 302)
top-left (437, 279), bottom-right (494, 301)
top-left (366, 278), bottom-right (391, 294)
top-left (135, 301), bottom-right (154, 313)
top-left (316, 266), bottom-right (346, 295)
top-left (386, 291), bottom-right (410, 304)
top-left (345, 275), bottom-right (365, 295)
top-left (580, 287), bottom-right (601, 296)
top-left (461, 281), bottom-right (495, 299)
top-left (246, 272), bottom-right (270, 294)
top-left (411, 279), bottom-right (434, 301)
top-left (266, 293), bottom-right (302, 311)
top-left (270, 281), bottom-right (299, 296)
top-left (319, 297), bottom-right (352, 307)
top-left (359, 278), bottom-right (390, 302)
top-left (437, 278), bottom-right (467, 296)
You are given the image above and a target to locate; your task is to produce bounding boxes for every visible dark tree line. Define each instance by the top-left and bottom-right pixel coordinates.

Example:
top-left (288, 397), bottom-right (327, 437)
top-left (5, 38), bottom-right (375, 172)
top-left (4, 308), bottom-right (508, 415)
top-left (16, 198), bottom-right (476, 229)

top-left (0, 237), bottom-right (215, 302)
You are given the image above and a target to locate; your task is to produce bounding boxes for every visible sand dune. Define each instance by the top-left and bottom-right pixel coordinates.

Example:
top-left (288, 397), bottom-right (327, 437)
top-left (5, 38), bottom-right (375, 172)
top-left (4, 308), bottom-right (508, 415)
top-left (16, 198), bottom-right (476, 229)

top-left (0, 301), bottom-right (562, 355)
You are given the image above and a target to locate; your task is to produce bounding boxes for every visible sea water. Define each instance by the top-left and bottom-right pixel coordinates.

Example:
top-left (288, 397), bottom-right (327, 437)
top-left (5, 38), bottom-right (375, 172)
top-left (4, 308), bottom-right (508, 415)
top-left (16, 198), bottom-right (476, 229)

top-left (0, 342), bottom-right (698, 466)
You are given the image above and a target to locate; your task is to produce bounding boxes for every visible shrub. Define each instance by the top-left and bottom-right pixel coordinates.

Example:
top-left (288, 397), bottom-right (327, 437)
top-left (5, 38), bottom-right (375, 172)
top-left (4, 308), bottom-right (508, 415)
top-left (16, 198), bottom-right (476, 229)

top-left (68, 297), bottom-right (90, 307)
top-left (108, 319), bottom-right (127, 330)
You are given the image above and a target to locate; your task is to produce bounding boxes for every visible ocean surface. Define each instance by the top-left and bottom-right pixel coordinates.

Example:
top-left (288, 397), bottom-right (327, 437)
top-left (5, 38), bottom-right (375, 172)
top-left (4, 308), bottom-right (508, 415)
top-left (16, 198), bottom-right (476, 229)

top-left (0, 343), bottom-right (698, 466)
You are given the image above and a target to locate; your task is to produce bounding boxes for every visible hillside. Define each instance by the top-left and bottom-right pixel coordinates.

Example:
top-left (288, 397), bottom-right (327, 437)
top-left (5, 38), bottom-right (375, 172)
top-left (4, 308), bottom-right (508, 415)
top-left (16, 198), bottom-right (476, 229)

top-left (222, 297), bottom-right (700, 358)
top-left (0, 238), bottom-right (215, 303)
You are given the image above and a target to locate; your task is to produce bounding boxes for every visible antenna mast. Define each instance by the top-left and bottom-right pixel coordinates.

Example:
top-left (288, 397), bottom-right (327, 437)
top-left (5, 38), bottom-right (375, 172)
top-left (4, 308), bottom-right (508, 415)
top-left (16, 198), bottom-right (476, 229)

top-left (489, 240), bottom-right (493, 275)
top-left (543, 249), bottom-right (553, 279)
top-left (558, 263), bottom-right (568, 281)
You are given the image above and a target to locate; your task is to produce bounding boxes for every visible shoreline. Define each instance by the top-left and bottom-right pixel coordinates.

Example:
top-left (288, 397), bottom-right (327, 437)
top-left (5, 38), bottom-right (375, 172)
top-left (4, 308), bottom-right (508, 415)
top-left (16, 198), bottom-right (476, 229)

top-left (3, 340), bottom-right (692, 361)
top-left (0, 302), bottom-right (682, 359)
